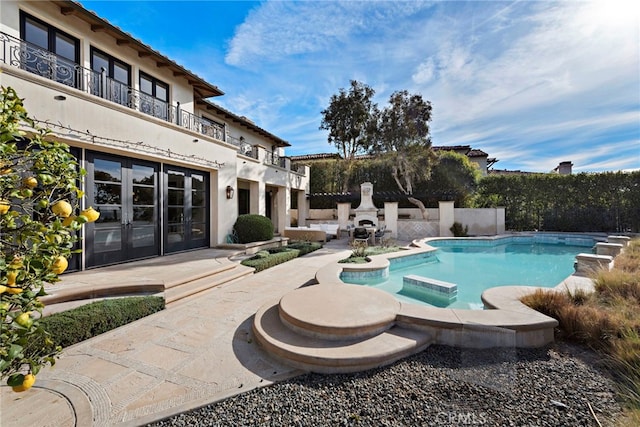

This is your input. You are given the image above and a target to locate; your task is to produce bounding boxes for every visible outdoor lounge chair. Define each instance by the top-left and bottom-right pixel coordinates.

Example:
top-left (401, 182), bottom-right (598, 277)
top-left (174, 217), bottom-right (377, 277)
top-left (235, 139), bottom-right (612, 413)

top-left (352, 227), bottom-right (370, 245)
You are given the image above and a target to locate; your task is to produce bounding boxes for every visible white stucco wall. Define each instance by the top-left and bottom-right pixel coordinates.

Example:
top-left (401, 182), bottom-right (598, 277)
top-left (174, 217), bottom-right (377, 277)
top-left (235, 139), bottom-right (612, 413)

top-left (455, 208), bottom-right (506, 236)
top-left (1, 0), bottom-right (310, 247)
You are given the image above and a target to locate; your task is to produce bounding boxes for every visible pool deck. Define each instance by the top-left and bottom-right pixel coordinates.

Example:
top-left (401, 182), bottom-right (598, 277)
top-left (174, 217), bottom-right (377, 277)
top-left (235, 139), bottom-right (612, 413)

top-left (252, 236), bottom-right (608, 374)
top-left (1, 234), bottom-right (609, 426)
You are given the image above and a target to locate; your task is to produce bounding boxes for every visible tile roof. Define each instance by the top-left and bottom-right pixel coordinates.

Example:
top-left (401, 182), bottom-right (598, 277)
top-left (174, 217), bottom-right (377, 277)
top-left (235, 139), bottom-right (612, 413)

top-left (57, 1), bottom-right (223, 99)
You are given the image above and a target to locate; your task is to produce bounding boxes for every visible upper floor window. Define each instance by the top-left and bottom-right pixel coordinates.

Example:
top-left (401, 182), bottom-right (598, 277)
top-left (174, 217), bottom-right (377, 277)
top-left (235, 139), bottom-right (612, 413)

top-left (20, 12), bottom-right (79, 88)
top-left (90, 47), bottom-right (131, 106)
top-left (139, 72), bottom-right (169, 120)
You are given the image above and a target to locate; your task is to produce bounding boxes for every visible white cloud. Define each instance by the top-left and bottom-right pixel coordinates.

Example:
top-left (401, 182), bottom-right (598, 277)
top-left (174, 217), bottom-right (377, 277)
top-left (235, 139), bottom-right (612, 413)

top-left (217, 0), bottom-right (639, 172)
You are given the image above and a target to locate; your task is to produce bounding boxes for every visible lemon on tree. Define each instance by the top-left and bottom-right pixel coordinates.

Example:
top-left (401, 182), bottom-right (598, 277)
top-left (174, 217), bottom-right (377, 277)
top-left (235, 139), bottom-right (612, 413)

top-left (50, 256), bottom-right (69, 275)
top-left (22, 176), bottom-right (38, 188)
top-left (10, 373), bottom-right (36, 393)
top-left (80, 206), bottom-right (100, 222)
top-left (14, 312), bottom-right (33, 328)
top-left (1, 86), bottom-right (85, 392)
top-left (51, 200), bottom-right (72, 218)
top-left (62, 215), bottom-right (77, 227)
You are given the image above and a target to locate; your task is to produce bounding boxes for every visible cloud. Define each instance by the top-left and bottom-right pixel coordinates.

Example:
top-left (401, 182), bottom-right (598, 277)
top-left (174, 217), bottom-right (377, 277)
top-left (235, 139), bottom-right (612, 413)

top-left (412, 58), bottom-right (436, 84)
top-left (225, 1), bottom-right (433, 67)
top-left (218, 0), bottom-right (638, 172)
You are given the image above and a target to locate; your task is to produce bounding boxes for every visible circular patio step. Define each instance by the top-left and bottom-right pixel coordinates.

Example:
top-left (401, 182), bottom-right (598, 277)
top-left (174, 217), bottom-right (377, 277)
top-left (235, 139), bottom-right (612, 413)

top-left (278, 283), bottom-right (400, 340)
top-left (253, 301), bottom-right (432, 374)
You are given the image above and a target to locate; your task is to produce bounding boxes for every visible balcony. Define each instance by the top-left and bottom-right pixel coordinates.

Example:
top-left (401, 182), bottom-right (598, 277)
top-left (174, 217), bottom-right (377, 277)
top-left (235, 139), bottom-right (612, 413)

top-left (0, 31), bottom-right (225, 142)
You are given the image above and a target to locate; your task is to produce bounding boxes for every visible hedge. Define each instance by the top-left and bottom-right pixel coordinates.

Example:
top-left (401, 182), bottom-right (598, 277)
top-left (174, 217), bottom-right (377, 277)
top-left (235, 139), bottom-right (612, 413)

top-left (40, 296), bottom-right (164, 348)
top-left (233, 214), bottom-right (274, 243)
top-left (475, 172), bottom-right (640, 232)
top-left (241, 242), bottom-right (323, 272)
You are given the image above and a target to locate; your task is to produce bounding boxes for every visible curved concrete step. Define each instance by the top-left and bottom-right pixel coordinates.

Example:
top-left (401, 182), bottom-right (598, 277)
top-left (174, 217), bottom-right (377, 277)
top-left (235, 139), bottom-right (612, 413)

top-left (254, 302), bottom-right (433, 374)
top-left (165, 264), bottom-right (254, 306)
top-left (278, 283), bottom-right (400, 341)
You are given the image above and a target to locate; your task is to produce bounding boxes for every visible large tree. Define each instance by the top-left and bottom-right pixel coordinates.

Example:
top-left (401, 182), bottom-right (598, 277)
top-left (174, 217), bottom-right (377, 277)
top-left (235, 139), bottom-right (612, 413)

top-left (369, 90), bottom-right (435, 217)
top-left (319, 80), bottom-right (376, 192)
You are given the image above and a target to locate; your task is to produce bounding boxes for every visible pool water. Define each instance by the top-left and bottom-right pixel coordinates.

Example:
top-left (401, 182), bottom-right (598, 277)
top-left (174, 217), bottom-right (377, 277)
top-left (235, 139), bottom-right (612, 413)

top-left (343, 242), bottom-right (591, 309)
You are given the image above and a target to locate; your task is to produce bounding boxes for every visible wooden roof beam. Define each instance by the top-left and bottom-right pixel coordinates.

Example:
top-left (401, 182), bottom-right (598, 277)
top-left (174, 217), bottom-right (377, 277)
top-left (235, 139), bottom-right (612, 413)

top-left (91, 24), bottom-right (107, 32)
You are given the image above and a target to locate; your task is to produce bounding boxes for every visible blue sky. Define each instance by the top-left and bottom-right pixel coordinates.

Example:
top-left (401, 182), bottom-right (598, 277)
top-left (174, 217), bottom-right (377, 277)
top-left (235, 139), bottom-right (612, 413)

top-left (78, 0), bottom-right (640, 173)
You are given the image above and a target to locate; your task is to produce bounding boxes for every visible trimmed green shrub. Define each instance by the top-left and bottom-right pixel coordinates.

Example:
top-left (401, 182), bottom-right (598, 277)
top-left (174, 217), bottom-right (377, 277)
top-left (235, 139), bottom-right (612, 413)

top-left (242, 249), bottom-right (299, 272)
top-left (233, 214), bottom-right (274, 243)
top-left (450, 222), bottom-right (469, 237)
top-left (287, 242), bottom-right (322, 256)
top-left (39, 297), bottom-right (164, 348)
top-left (241, 242), bottom-right (323, 272)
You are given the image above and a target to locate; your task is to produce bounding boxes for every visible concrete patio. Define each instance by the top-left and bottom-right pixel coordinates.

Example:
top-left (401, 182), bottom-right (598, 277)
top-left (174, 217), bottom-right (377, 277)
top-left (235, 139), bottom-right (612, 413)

top-left (0, 239), bottom-right (353, 426)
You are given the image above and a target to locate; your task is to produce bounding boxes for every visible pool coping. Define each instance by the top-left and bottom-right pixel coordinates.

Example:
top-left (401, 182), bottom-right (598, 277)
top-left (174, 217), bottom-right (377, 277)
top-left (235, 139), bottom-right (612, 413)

top-left (314, 233), bottom-right (605, 348)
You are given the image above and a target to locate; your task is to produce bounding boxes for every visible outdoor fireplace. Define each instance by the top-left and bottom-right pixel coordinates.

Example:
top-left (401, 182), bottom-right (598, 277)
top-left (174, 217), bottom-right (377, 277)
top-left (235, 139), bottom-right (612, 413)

top-left (353, 182), bottom-right (378, 228)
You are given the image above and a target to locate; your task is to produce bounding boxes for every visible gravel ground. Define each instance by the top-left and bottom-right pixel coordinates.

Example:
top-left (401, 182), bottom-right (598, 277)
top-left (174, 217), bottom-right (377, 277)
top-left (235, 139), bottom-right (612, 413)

top-left (149, 343), bottom-right (622, 427)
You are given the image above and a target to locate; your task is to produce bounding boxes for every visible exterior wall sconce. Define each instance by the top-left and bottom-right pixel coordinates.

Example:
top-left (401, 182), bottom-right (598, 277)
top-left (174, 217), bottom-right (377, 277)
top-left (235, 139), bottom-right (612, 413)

top-left (226, 185), bottom-right (235, 199)
top-left (54, 95), bottom-right (66, 101)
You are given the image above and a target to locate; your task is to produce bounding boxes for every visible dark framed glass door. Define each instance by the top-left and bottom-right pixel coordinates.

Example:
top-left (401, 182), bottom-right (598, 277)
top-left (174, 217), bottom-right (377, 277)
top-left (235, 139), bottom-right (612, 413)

top-left (165, 167), bottom-right (209, 253)
top-left (85, 152), bottom-right (159, 267)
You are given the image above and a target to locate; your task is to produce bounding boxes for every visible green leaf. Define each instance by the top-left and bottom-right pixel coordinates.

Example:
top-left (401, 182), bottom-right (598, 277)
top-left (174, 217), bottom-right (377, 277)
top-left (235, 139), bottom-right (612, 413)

top-left (6, 373), bottom-right (24, 387)
top-left (8, 344), bottom-right (23, 359)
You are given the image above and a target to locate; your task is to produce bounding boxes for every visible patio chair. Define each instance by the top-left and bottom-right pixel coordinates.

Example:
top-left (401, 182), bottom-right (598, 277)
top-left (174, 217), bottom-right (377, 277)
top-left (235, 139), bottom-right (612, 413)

top-left (374, 225), bottom-right (386, 245)
top-left (352, 227), bottom-right (370, 245)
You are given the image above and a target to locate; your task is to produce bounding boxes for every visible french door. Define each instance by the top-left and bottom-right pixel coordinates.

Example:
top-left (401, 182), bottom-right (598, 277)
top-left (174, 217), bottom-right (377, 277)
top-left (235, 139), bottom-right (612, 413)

top-left (85, 153), bottom-right (159, 267)
top-left (164, 167), bottom-right (209, 253)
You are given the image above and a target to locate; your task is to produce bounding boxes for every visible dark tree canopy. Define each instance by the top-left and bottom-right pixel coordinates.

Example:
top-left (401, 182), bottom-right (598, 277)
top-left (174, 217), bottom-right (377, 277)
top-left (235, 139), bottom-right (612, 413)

top-left (319, 80), bottom-right (376, 160)
top-left (369, 90), bottom-right (434, 196)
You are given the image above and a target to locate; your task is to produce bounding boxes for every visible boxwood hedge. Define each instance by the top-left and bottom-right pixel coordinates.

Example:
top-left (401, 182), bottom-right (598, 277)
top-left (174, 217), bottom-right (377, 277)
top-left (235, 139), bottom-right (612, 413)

top-left (40, 296), bottom-right (164, 348)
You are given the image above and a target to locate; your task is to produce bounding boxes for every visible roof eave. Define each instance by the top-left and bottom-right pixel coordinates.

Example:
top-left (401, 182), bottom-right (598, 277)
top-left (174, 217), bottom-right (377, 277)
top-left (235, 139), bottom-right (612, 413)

top-left (198, 100), bottom-right (291, 147)
top-left (54, 1), bottom-right (224, 99)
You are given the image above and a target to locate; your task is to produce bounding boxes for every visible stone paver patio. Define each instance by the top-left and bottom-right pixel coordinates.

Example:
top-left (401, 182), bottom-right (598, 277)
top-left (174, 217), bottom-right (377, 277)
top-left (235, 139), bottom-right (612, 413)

top-left (0, 240), bottom-right (353, 426)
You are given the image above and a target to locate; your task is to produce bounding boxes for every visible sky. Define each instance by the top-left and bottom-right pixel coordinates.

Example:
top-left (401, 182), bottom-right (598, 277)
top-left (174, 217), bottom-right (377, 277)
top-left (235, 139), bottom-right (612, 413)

top-left (77, 0), bottom-right (640, 173)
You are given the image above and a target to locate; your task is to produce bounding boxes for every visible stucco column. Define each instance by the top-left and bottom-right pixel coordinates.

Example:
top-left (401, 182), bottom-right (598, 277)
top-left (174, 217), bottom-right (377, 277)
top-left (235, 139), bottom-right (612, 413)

top-left (250, 181), bottom-right (262, 215)
top-left (297, 191), bottom-right (308, 227)
top-left (496, 207), bottom-right (505, 234)
top-left (384, 202), bottom-right (398, 238)
top-left (337, 203), bottom-right (351, 230)
top-left (439, 201), bottom-right (455, 237)
top-left (277, 187), bottom-right (288, 232)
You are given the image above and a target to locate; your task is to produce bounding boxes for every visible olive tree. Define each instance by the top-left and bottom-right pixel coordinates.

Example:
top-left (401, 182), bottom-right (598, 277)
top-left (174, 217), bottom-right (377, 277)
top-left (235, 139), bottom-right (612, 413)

top-left (369, 90), bottom-right (435, 217)
top-left (0, 86), bottom-right (98, 392)
top-left (319, 80), bottom-right (376, 192)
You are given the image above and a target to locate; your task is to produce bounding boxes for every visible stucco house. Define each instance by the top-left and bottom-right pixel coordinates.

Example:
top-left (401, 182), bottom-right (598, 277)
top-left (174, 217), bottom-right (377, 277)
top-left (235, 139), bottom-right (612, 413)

top-left (0, 0), bottom-right (309, 270)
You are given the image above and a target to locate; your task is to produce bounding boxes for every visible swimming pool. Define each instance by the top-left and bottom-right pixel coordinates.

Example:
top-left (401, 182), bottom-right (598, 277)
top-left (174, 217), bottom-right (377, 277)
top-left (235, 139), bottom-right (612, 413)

top-left (340, 235), bottom-right (596, 309)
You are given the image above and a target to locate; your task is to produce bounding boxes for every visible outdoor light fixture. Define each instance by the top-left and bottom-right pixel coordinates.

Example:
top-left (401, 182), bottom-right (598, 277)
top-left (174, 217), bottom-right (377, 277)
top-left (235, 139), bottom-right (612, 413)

top-left (54, 95), bottom-right (66, 101)
top-left (226, 185), bottom-right (235, 199)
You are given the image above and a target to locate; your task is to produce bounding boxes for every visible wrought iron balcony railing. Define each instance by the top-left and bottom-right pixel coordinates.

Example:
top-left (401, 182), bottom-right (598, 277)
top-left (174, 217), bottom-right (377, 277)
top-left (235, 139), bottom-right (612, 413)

top-left (264, 151), bottom-right (286, 168)
top-left (0, 31), bottom-right (225, 142)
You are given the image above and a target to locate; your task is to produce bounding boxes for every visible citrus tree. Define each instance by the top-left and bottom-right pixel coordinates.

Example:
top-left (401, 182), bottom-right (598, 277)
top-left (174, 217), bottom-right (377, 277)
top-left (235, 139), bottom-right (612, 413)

top-left (0, 86), bottom-right (98, 392)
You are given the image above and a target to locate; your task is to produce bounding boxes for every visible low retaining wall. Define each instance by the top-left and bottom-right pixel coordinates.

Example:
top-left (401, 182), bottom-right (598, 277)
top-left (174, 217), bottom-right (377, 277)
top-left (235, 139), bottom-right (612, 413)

top-left (217, 237), bottom-right (289, 254)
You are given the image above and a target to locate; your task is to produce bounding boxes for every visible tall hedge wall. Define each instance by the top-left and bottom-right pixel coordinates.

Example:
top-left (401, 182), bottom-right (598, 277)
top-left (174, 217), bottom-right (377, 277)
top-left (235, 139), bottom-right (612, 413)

top-left (474, 172), bottom-right (640, 232)
top-left (305, 153), bottom-right (479, 209)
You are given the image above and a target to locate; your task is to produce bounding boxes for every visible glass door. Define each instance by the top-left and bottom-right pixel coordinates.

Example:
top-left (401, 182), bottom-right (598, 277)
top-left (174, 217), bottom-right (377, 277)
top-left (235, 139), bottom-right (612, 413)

top-left (85, 153), bottom-right (159, 267)
top-left (164, 167), bottom-right (209, 253)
